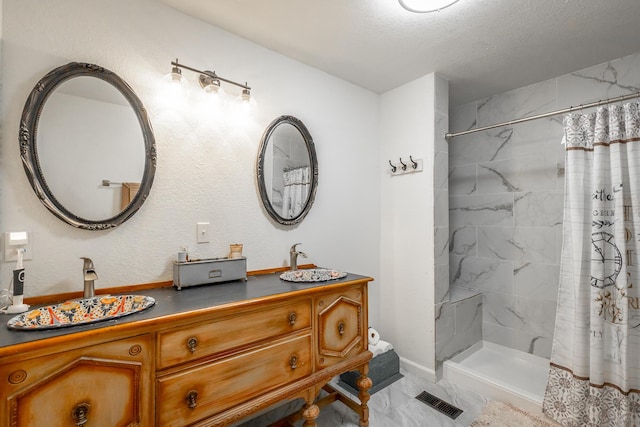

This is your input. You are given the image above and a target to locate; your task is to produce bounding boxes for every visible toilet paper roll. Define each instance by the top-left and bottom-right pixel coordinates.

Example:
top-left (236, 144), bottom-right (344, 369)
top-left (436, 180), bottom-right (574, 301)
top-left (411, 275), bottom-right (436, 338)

top-left (369, 340), bottom-right (393, 357)
top-left (368, 327), bottom-right (380, 345)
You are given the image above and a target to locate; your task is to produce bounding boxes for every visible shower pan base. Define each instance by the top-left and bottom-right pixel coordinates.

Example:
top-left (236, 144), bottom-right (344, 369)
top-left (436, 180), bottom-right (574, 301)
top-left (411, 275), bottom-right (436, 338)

top-left (443, 341), bottom-right (549, 415)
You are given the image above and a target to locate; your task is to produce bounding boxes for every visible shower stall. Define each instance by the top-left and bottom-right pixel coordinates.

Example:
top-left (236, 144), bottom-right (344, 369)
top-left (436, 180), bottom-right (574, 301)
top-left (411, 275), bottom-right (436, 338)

top-left (437, 50), bottom-right (640, 413)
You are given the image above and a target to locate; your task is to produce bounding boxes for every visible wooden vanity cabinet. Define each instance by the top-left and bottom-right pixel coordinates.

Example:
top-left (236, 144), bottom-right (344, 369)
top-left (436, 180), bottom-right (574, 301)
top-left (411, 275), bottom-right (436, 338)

top-left (0, 334), bottom-right (152, 427)
top-left (0, 273), bottom-right (372, 427)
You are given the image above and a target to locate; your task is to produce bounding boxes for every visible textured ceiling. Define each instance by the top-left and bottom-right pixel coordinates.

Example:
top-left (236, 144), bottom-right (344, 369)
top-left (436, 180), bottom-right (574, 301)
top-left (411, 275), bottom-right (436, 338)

top-left (156, 0), bottom-right (640, 106)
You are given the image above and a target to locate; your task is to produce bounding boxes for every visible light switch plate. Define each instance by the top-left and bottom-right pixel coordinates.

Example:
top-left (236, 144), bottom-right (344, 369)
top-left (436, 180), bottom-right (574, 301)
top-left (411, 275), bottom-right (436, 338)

top-left (196, 222), bottom-right (210, 244)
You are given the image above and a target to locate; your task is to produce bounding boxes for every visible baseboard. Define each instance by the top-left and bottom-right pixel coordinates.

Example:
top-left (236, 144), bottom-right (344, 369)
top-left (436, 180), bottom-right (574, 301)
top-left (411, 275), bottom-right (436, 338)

top-left (399, 357), bottom-right (437, 382)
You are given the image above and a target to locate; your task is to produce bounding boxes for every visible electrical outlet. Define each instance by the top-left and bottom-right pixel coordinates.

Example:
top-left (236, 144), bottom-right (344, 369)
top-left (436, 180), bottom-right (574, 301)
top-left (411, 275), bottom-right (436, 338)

top-left (4, 231), bottom-right (33, 262)
top-left (196, 222), bottom-right (210, 244)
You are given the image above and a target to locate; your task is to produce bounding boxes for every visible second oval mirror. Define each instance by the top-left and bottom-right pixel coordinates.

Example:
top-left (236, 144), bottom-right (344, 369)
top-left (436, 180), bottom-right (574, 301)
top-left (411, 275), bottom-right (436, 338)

top-left (257, 116), bottom-right (318, 225)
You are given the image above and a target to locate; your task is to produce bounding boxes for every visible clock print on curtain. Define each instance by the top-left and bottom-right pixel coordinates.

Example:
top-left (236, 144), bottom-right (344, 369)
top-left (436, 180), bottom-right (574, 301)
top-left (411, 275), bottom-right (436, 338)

top-left (543, 102), bottom-right (640, 426)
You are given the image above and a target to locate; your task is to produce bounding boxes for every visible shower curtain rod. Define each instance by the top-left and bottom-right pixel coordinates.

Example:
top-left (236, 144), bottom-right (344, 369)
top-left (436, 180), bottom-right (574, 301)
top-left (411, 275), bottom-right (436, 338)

top-left (445, 91), bottom-right (640, 140)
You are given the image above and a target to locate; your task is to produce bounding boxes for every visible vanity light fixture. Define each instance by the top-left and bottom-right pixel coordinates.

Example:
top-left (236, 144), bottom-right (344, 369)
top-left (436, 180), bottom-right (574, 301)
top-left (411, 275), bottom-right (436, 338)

top-left (167, 59), bottom-right (252, 104)
top-left (398, 0), bottom-right (460, 13)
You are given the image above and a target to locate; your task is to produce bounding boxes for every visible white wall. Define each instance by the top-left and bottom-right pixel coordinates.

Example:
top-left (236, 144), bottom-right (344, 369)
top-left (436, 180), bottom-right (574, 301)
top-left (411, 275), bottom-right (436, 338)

top-left (379, 74), bottom-right (440, 379)
top-left (1, 0), bottom-right (381, 326)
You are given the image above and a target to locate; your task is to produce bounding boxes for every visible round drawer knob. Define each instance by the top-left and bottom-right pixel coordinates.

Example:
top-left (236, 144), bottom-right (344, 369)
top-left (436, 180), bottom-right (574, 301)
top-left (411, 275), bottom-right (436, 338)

top-left (185, 390), bottom-right (198, 409)
top-left (186, 337), bottom-right (198, 353)
top-left (289, 312), bottom-right (297, 326)
top-left (289, 355), bottom-right (298, 370)
top-left (71, 402), bottom-right (90, 426)
top-left (338, 321), bottom-right (345, 336)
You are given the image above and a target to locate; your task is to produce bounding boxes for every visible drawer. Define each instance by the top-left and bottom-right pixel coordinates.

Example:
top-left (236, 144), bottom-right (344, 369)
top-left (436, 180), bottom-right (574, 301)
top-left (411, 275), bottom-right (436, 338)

top-left (156, 333), bottom-right (312, 427)
top-left (315, 286), bottom-right (366, 369)
top-left (157, 299), bottom-right (311, 370)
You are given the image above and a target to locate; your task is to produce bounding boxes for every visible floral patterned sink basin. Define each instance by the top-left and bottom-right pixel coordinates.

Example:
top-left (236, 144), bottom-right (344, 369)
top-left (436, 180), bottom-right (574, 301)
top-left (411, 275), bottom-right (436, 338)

top-left (280, 268), bottom-right (347, 283)
top-left (7, 295), bottom-right (155, 330)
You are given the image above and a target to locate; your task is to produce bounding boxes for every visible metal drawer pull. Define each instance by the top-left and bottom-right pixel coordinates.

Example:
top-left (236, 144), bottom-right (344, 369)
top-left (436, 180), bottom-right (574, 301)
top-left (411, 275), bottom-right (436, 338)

top-left (289, 355), bottom-right (298, 370)
top-left (338, 321), bottom-right (345, 336)
top-left (71, 402), bottom-right (90, 426)
top-left (289, 312), bottom-right (297, 326)
top-left (186, 337), bottom-right (198, 353)
top-left (185, 390), bottom-right (198, 409)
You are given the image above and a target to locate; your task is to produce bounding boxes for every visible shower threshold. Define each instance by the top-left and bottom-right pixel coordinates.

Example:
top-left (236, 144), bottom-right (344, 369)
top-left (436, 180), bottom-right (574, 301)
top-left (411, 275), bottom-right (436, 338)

top-left (443, 341), bottom-right (549, 415)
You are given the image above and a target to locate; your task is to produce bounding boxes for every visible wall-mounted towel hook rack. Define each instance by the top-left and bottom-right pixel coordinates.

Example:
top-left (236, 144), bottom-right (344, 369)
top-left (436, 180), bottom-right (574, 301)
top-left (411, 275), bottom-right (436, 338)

top-left (388, 155), bottom-right (424, 176)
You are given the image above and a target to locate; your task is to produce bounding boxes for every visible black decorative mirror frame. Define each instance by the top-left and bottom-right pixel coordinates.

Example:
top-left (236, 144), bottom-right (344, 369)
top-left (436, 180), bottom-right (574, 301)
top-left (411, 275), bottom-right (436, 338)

top-left (257, 115), bottom-right (318, 226)
top-left (19, 62), bottom-right (157, 230)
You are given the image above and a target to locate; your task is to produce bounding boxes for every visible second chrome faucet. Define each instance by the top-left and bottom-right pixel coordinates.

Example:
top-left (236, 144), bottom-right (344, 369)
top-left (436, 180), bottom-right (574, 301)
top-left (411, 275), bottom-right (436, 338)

top-left (289, 243), bottom-right (308, 271)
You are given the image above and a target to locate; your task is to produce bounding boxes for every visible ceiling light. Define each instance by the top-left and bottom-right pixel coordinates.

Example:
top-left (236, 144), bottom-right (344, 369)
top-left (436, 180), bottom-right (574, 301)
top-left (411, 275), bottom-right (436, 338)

top-left (398, 0), bottom-right (460, 13)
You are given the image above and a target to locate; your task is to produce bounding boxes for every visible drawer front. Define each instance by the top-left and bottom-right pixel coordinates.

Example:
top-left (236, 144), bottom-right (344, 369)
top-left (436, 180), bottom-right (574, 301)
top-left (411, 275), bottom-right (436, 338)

top-left (315, 286), bottom-right (367, 369)
top-left (156, 333), bottom-right (312, 427)
top-left (157, 299), bottom-right (311, 370)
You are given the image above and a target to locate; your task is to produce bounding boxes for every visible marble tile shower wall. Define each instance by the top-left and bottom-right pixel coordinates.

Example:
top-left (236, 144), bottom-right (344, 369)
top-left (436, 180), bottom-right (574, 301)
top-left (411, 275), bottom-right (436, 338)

top-left (434, 75), bottom-right (452, 374)
top-left (447, 51), bottom-right (640, 359)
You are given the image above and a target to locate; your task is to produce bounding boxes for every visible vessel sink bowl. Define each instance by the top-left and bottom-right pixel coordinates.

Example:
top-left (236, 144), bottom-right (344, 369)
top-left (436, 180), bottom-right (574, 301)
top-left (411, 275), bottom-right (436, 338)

top-left (279, 268), bottom-right (347, 283)
top-left (7, 294), bottom-right (155, 330)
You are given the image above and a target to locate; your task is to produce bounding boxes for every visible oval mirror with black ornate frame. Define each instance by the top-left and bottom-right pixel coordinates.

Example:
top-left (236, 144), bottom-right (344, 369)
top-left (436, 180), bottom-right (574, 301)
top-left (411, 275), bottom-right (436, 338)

top-left (257, 115), bottom-right (318, 226)
top-left (20, 62), bottom-right (156, 230)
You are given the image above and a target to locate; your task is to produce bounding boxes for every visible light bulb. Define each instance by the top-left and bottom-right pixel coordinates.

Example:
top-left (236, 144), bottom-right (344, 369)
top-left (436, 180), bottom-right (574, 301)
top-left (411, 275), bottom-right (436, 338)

top-left (199, 73), bottom-right (225, 95)
top-left (238, 88), bottom-right (251, 103)
top-left (160, 64), bottom-right (189, 110)
top-left (398, 0), bottom-right (460, 13)
top-left (203, 81), bottom-right (224, 95)
top-left (162, 66), bottom-right (188, 95)
top-left (233, 88), bottom-right (257, 116)
top-left (204, 85), bottom-right (227, 113)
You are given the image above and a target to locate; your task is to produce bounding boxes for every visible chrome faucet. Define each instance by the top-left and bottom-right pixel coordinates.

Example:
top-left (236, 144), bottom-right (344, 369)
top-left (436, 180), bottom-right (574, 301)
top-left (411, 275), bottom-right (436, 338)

top-left (289, 243), bottom-right (308, 271)
top-left (81, 257), bottom-right (98, 298)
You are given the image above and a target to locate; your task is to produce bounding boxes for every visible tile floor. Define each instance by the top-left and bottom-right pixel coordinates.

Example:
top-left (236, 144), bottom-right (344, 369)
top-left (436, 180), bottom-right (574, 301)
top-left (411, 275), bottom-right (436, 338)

top-left (237, 370), bottom-right (489, 427)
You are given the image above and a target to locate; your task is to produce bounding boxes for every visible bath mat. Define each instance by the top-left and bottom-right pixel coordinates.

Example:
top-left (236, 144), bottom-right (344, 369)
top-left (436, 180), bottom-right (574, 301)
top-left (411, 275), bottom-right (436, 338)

top-left (471, 401), bottom-right (559, 427)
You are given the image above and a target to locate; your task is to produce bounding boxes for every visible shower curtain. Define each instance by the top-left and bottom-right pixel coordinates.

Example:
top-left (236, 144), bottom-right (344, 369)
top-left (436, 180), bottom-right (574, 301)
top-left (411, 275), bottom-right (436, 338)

top-left (543, 102), bottom-right (640, 426)
top-left (281, 166), bottom-right (310, 219)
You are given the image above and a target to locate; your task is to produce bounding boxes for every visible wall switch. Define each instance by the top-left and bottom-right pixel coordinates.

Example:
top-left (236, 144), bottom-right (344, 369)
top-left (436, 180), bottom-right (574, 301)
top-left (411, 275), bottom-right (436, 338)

top-left (4, 231), bottom-right (33, 262)
top-left (196, 222), bottom-right (210, 244)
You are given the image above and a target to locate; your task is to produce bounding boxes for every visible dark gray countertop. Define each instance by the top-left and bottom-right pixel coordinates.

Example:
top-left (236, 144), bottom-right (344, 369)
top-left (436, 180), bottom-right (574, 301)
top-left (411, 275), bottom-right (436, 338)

top-left (0, 272), bottom-right (371, 350)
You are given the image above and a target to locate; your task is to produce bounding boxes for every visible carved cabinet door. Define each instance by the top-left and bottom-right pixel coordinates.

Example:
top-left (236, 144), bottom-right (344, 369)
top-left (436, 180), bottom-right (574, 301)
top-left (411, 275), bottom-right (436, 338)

top-left (0, 335), bottom-right (152, 427)
top-left (315, 285), bottom-right (367, 370)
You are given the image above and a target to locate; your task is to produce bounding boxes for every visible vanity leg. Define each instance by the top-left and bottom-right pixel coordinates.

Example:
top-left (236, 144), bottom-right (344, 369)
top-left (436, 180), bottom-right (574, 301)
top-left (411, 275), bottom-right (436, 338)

top-left (356, 364), bottom-right (373, 427)
top-left (301, 402), bottom-right (320, 427)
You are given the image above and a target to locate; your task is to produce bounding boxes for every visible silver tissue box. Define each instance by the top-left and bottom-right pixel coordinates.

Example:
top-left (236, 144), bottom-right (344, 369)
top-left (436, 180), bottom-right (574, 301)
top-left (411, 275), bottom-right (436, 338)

top-left (173, 257), bottom-right (247, 290)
